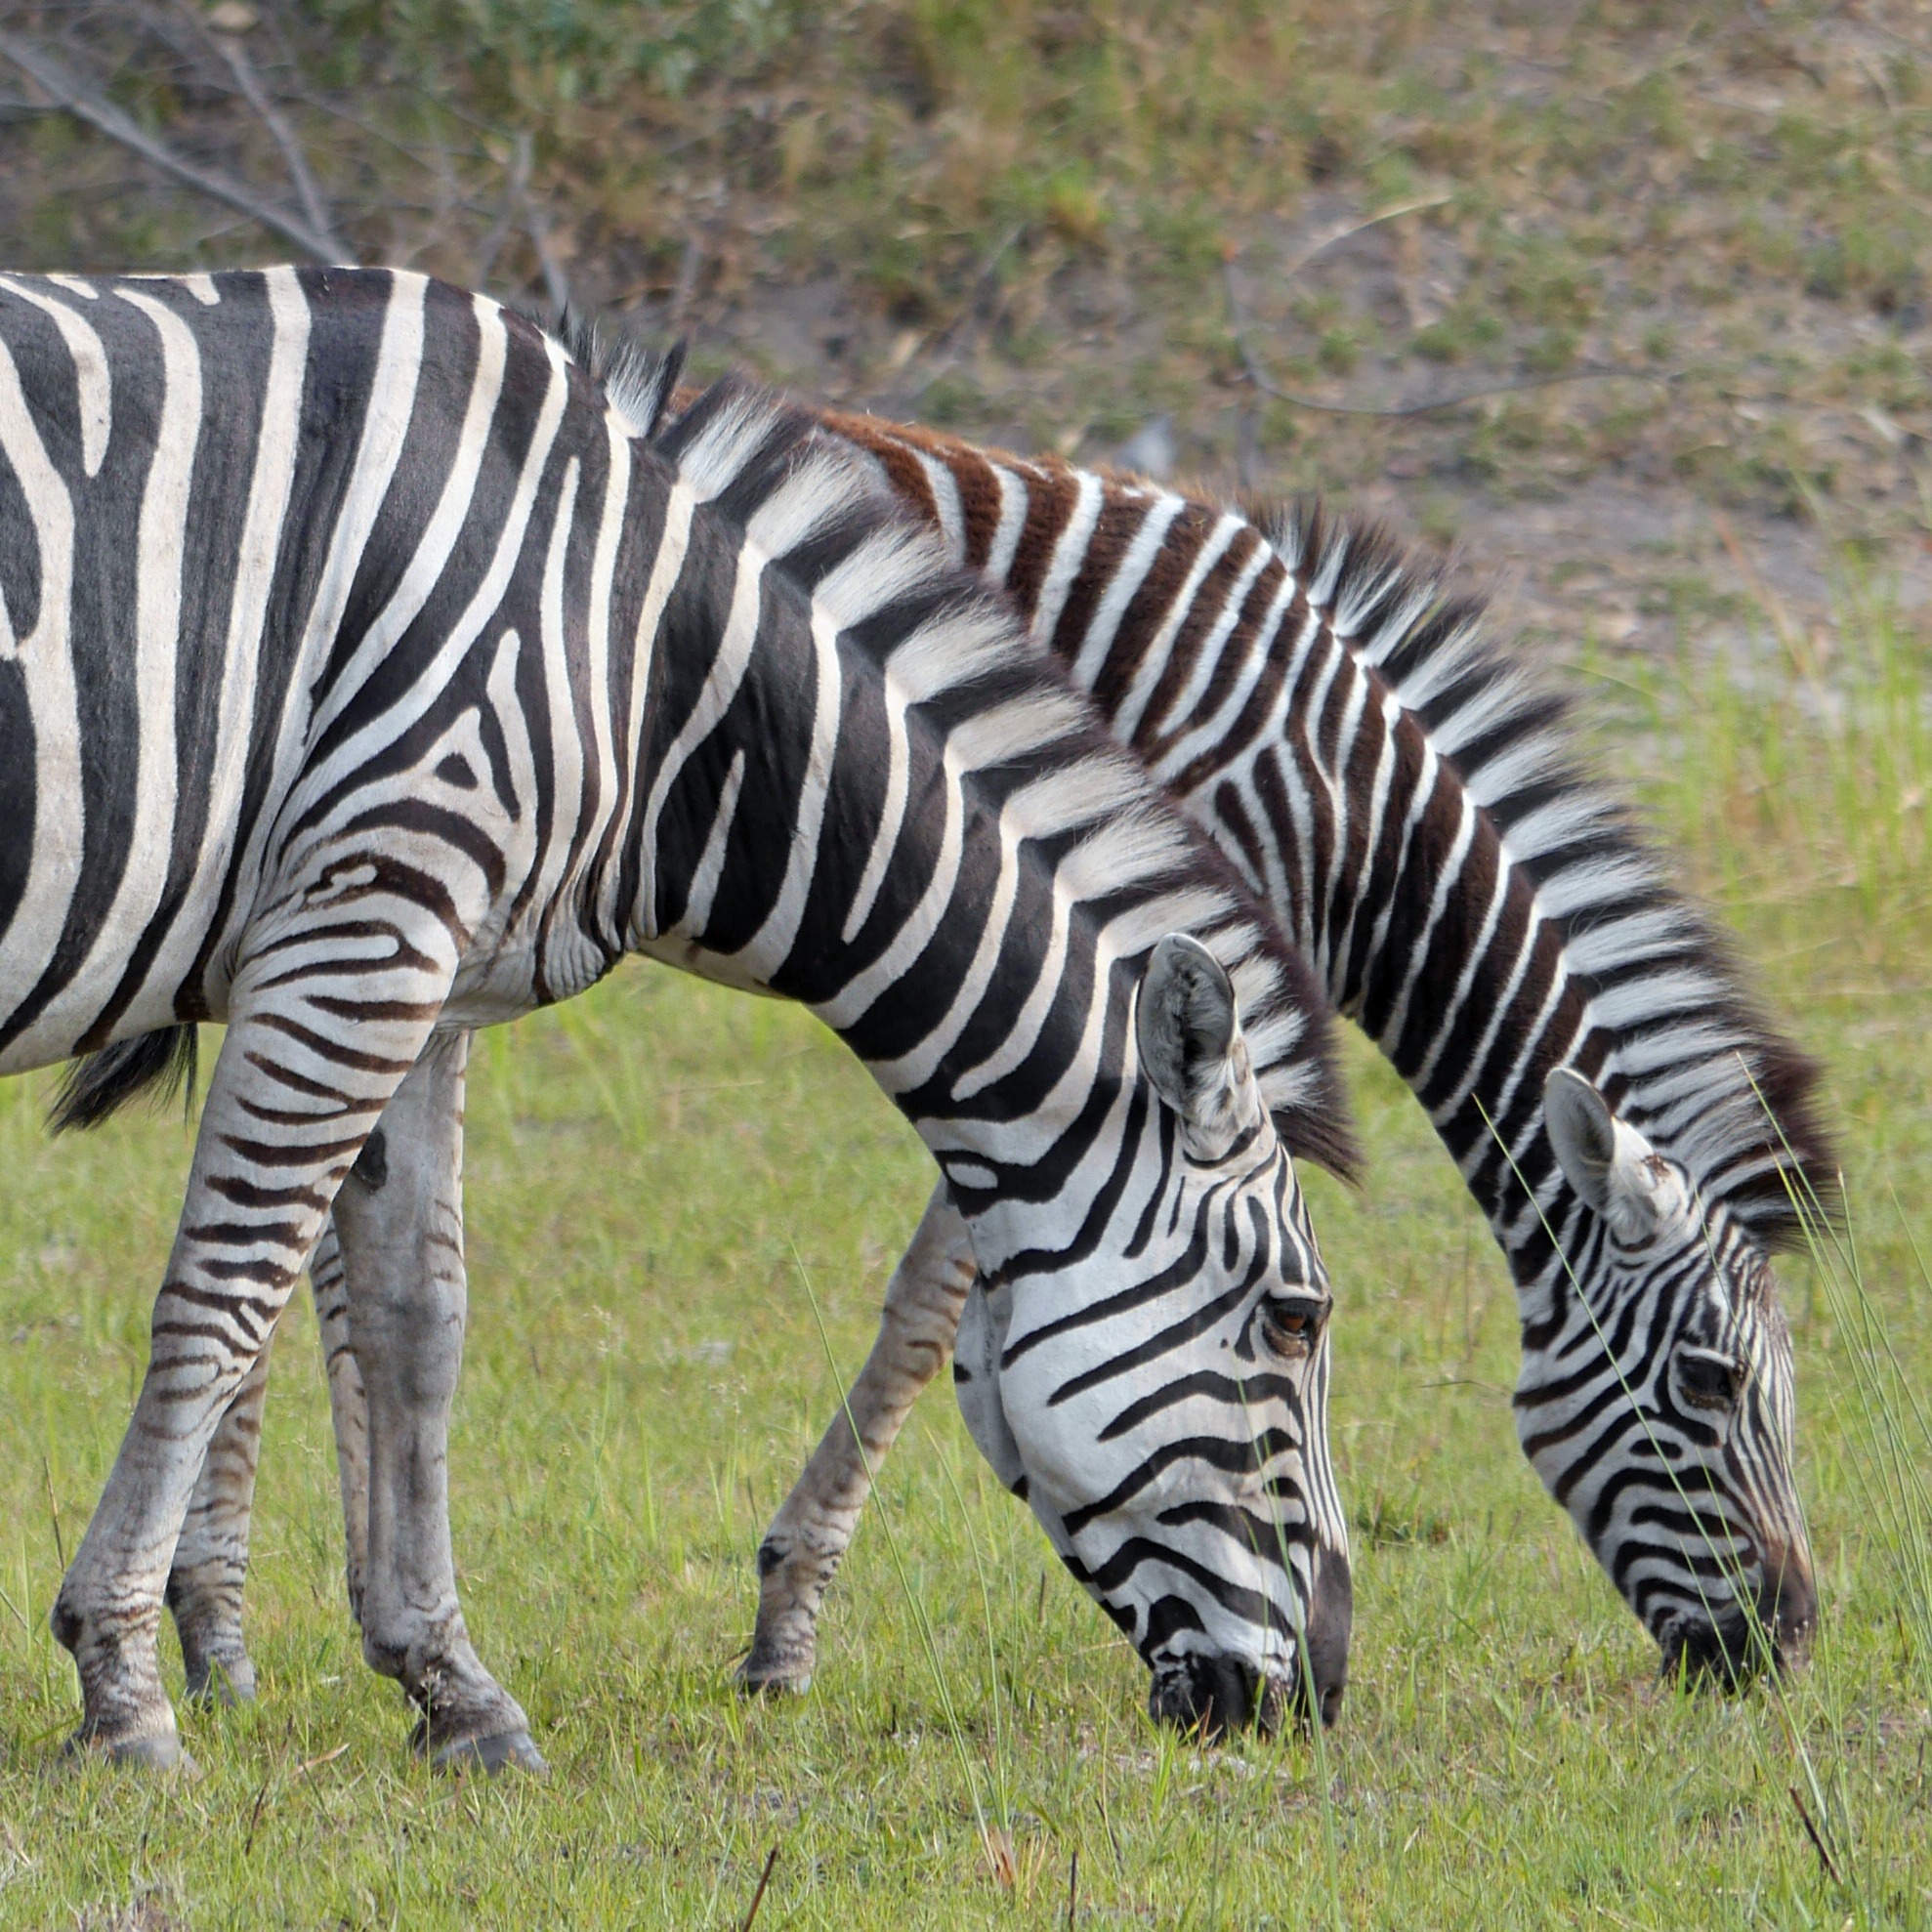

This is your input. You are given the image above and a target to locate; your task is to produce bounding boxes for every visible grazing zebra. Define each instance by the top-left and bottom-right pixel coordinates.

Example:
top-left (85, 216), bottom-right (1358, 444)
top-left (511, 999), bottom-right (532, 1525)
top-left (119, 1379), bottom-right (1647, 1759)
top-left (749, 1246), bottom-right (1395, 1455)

top-left (3, 268), bottom-right (1359, 1770)
top-left (717, 405), bottom-right (1832, 1697)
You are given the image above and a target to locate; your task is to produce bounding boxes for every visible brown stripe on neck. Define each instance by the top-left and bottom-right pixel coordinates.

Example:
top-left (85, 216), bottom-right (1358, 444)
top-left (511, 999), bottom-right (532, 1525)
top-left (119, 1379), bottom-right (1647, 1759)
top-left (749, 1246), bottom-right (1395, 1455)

top-left (1087, 497), bottom-right (1221, 724)
top-left (1001, 460), bottom-right (1083, 623)
top-left (1047, 483), bottom-right (1156, 664)
top-left (927, 438), bottom-right (1010, 573)
top-left (820, 411), bottom-right (1034, 574)
top-left (820, 412), bottom-right (945, 534)
top-left (1127, 523), bottom-right (1265, 749)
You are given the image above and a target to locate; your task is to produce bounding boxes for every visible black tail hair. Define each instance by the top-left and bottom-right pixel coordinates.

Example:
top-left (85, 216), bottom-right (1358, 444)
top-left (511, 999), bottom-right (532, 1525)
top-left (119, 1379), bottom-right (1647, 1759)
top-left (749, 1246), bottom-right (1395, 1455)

top-left (49, 1026), bottom-right (199, 1135)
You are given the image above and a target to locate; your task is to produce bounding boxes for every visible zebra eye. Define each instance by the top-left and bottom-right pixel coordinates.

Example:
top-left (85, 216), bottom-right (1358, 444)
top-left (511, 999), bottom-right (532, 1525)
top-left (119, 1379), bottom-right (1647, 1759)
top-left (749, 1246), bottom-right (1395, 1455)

top-left (1263, 1294), bottom-right (1325, 1356)
top-left (1677, 1348), bottom-right (1743, 1410)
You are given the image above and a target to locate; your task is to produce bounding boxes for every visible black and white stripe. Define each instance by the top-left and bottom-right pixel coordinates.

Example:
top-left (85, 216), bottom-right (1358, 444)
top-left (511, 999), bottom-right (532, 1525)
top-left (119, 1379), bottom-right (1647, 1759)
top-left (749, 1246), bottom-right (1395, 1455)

top-left (3, 268), bottom-right (1356, 1766)
top-left (807, 413), bottom-right (1832, 1680)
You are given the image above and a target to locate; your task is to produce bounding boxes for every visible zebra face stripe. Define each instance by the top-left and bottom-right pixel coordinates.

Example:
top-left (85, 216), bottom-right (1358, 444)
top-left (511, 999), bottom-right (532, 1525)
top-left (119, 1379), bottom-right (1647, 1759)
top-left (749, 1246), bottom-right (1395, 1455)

top-left (1523, 1072), bottom-right (1814, 1683)
top-left (956, 945), bottom-right (1350, 1733)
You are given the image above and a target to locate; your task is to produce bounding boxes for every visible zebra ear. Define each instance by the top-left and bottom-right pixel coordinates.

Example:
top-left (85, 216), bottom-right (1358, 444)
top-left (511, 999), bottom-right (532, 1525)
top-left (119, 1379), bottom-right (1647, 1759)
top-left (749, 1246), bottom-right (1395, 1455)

top-left (1544, 1069), bottom-right (1662, 1241)
top-left (1137, 935), bottom-right (1261, 1159)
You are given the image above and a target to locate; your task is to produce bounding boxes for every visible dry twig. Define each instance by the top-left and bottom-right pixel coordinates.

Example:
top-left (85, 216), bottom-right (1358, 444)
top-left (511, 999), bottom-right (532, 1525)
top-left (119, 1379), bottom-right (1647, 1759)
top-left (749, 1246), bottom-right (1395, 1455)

top-left (473, 131), bottom-right (532, 287)
top-left (1787, 1783), bottom-right (1844, 1888)
top-left (199, 17), bottom-right (347, 257)
top-left (739, 1845), bottom-right (779, 1931)
top-left (0, 27), bottom-right (343, 263)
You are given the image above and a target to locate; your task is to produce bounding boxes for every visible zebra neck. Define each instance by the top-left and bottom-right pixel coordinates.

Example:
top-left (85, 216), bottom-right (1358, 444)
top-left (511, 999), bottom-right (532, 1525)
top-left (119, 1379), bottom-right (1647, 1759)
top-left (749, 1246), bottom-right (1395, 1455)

top-left (824, 410), bottom-right (1828, 1282)
top-left (609, 439), bottom-right (1232, 1280)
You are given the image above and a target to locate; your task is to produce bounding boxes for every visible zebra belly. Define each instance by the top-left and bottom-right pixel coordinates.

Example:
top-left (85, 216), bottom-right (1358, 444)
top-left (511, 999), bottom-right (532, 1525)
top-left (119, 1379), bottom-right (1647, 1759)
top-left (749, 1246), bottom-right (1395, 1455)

top-left (0, 957), bottom-right (211, 1081)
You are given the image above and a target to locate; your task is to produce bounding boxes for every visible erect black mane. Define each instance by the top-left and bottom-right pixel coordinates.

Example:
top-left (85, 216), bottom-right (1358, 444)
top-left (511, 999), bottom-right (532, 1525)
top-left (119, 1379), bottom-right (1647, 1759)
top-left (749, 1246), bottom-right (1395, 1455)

top-left (1247, 494), bottom-right (1835, 1248)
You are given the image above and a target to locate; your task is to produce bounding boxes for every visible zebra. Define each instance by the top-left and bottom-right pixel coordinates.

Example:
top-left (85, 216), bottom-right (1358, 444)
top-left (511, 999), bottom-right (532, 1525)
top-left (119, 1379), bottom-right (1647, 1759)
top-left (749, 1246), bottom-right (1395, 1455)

top-left (1, 267), bottom-right (1360, 1770)
top-left (717, 404), bottom-right (1833, 1698)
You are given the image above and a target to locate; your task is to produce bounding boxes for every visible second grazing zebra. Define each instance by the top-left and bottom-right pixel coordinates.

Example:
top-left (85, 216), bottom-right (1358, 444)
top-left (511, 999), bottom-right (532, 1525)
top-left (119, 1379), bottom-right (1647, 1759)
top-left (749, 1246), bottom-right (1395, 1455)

top-left (10, 269), bottom-right (1358, 1769)
top-left (724, 405), bottom-right (1832, 1696)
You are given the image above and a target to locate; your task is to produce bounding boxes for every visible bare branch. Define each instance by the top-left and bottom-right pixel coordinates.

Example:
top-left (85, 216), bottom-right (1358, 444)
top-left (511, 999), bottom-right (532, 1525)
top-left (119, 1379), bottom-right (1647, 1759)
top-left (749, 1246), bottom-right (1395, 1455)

top-left (1275, 192), bottom-right (1451, 284)
top-left (473, 130), bottom-right (531, 288)
top-left (203, 21), bottom-right (348, 256)
top-left (0, 28), bottom-right (344, 264)
top-left (526, 201), bottom-right (571, 317)
top-left (1221, 256), bottom-right (1667, 420)
top-left (668, 231), bottom-right (702, 330)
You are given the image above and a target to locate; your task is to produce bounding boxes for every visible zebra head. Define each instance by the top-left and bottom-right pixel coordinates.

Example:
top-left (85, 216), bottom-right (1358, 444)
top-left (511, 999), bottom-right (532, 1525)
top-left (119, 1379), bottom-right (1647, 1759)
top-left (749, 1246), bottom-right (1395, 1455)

top-left (1526, 1070), bottom-right (1816, 1686)
top-left (951, 935), bottom-right (1351, 1738)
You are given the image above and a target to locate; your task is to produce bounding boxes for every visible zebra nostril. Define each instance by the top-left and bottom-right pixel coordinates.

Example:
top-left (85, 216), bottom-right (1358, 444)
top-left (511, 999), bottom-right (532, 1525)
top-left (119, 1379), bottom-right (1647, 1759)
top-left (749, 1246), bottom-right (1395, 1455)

top-left (1761, 1540), bottom-right (1818, 1668)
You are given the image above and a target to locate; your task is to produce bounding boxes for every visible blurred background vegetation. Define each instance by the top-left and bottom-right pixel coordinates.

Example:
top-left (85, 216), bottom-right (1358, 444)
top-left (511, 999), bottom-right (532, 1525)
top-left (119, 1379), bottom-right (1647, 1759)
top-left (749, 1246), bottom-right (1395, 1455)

top-left (3, 0), bottom-right (1930, 660)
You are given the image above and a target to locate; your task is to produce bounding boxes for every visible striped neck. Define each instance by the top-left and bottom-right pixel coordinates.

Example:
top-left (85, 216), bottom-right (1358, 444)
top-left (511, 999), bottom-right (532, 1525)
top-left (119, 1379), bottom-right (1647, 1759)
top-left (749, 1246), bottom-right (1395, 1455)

top-left (824, 412), bottom-right (1833, 1302)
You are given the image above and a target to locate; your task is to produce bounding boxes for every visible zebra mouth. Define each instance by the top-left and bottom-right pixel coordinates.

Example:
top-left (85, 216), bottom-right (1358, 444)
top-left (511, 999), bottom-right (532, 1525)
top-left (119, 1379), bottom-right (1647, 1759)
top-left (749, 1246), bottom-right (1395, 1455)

top-left (1657, 1548), bottom-right (1818, 1692)
top-left (1657, 1607), bottom-right (1794, 1691)
top-left (1147, 1655), bottom-right (1293, 1740)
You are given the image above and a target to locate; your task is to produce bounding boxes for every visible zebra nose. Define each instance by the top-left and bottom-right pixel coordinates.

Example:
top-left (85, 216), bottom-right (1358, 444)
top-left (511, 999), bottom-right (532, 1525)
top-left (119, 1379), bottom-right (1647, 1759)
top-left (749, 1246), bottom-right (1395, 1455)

top-left (1296, 1546), bottom-right (1352, 1729)
top-left (1660, 1538), bottom-right (1820, 1689)
top-left (1761, 1538), bottom-right (1817, 1668)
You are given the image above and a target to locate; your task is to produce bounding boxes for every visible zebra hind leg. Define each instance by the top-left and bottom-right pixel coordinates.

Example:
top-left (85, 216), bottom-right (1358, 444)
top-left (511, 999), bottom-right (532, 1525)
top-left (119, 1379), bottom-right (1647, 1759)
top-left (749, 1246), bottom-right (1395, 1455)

top-left (332, 1029), bottom-right (544, 1776)
top-left (165, 1339), bottom-right (274, 1704)
top-left (52, 960), bottom-right (451, 1769)
top-left (741, 1181), bottom-right (976, 1695)
top-left (309, 1217), bottom-right (371, 1628)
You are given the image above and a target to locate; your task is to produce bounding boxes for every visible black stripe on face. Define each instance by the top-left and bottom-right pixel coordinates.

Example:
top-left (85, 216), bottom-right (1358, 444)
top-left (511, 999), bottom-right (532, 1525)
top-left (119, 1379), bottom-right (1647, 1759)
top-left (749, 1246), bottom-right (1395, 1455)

top-left (1060, 1428), bottom-right (1308, 1539)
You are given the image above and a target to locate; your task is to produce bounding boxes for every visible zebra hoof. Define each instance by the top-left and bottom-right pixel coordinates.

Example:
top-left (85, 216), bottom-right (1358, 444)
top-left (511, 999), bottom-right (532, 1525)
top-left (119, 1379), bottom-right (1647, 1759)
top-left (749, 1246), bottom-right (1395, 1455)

top-left (61, 1729), bottom-right (201, 1778)
top-left (735, 1651), bottom-right (814, 1698)
top-left (429, 1729), bottom-right (549, 1777)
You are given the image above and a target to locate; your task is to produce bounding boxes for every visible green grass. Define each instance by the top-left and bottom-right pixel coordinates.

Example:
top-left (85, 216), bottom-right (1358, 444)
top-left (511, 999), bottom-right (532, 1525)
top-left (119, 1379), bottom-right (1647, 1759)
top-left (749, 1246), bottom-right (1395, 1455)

top-left (1, 568), bottom-right (1930, 1926)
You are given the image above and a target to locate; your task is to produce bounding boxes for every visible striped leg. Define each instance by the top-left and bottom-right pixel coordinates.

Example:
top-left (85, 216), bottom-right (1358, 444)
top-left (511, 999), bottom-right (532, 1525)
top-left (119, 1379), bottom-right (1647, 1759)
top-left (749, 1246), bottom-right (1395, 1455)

top-left (166, 1215), bottom-right (362, 1701)
top-left (308, 1219), bottom-right (370, 1628)
top-left (741, 1183), bottom-right (976, 1695)
top-left (330, 1030), bottom-right (541, 1775)
top-left (165, 1338), bottom-right (274, 1704)
top-left (51, 969), bottom-right (449, 1767)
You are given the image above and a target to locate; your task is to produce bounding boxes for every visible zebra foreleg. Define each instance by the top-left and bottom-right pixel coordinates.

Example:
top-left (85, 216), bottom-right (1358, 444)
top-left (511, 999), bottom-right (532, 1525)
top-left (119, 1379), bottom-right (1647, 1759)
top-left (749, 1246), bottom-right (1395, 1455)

top-left (52, 972), bottom-right (449, 1769)
top-left (740, 1181), bottom-right (976, 1695)
top-left (165, 1338), bottom-right (275, 1705)
top-left (330, 1029), bottom-right (544, 1776)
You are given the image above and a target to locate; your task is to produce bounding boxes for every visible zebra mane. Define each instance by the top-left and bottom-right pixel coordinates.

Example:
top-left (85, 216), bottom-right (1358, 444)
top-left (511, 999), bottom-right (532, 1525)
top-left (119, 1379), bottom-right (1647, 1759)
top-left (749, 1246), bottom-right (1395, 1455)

top-left (557, 309), bottom-right (688, 441)
top-left (1251, 495), bottom-right (1833, 1245)
top-left (552, 326), bottom-right (1361, 1184)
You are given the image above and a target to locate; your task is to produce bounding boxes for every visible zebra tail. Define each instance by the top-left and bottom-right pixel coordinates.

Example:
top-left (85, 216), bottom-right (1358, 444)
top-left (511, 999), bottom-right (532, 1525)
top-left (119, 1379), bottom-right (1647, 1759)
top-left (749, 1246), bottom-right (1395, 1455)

top-left (49, 1026), bottom-right (199, 1135)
